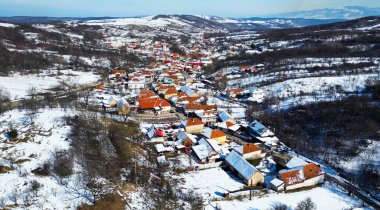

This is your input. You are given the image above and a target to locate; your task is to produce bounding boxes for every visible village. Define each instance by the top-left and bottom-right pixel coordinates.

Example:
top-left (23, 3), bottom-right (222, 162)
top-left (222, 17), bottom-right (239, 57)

top-left (87, 34), bottom-right (327, 204)
top-left (0, 13), bottom-right (378, 209)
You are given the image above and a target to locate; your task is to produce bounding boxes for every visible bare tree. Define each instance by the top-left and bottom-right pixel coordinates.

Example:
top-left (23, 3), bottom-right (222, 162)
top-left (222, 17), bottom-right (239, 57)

top-left (0, 86), bottom-right (11, 116)
top-left (295, 197), bottom-right (316, 210)
top-left (26, 85), bottom-right (38, 100)
top-left (78, 85), bottom-right (93, 109)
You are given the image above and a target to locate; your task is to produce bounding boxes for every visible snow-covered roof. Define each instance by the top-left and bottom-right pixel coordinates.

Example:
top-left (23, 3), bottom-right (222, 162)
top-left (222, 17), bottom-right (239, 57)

top-left (154, 144), bottom-right (174, 153)
top-left (270, 178), bottom-right (284, 187)
top-left (147, 128), bottom-right (156, 139)
top-left (286, 156), bottom-right (308, 169)
top-left (225, 151), bottom-right (258, 180)
top-left (218, 111), bottom-right (234, 122)
top-left (248, 120), bottom-right (272, 137)
top-left (192, 144), bottom-right (210, 160)
top-left (157, 155), bottom-right (166, 163)
top-left (117, 97), bottom-right (130, 109)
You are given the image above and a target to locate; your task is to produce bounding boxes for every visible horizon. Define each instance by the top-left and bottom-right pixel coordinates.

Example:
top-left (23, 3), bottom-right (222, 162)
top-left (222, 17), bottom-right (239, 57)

top-left (0, 0), bottom-right (380, 18)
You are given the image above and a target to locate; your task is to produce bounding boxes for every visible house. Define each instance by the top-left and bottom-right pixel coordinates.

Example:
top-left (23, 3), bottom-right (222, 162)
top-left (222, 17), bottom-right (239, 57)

top-left (117, 98), bottom-right (130, 115)
top-left (199, 138), bottom-right (230, 158)
top-left (128, 77), bottom-right (145, 89)
top-left (225, 151), bottom-right (264, 186)
top-left (247, 120), bottom-right (274, 138)
top-left (111, 69), bottom-right (127, 77)
top-left (270, 178), bottom-right (285, 192)
top-left (175, 130), bottom-right (197, 147)
top-left (162, 87), bottom-right (178, 99)
top-left (180, 86), bottom-right (198, 97)
top-left (232, 143), bottom-right (263, 159)
top-left (279, 163), bottom-right (325, 191)
top-left (218, 111), bottom-right (236, 124)
top-left (215, 121), bottom-right (241, 133)
top-left (248, 87), bottom-right (264, 103)
top-left (154, 143), bottom-right (174, 154)
top-left (181, 118), bottom-right (204, 134)
top-left (191, 144), bottom-right (216, 163)
top-left (147, 125), bottom-right (165, 142)
top-left (202, 127), bottom-right (227, 145)
top-left (183, 103), bottom-right (217, 115)
top-left (194, 110), bottom-right (218, 124)
top-left (138, 98), bottom-right (171, 114)
top-left (226, 88), bottom-right (243, 98)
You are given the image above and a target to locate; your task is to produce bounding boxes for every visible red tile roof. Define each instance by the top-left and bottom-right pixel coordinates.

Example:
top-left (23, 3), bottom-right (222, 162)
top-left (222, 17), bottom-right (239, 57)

top-left (280, 163), bottom-right (324, 187)
top-left (242, 143), bottom-right (261, 154)
top-left (210, 129), bottom-right (226, 139)
top-left (186, 118), bottom-right (204, 126)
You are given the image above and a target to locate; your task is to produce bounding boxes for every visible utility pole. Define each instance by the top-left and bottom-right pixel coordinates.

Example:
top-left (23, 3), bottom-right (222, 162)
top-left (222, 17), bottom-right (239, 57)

top-left (249, 179), bottom-right (252, 200)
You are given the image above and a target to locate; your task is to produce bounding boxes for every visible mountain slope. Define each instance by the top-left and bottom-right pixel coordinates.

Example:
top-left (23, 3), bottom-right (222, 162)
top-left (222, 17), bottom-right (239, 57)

top-left (265, 6), bottom-right (380, 19)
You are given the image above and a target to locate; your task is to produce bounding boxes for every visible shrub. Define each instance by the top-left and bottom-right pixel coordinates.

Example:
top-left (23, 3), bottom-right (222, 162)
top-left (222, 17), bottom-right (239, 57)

top-left (78, 193), bottom-right (126, 210)
top-left (52, 151), bottom-right (73, 177)
top-left (8, 129), bottom-right (18, 139)
top-left (31, 162), bottom-right (50, 176)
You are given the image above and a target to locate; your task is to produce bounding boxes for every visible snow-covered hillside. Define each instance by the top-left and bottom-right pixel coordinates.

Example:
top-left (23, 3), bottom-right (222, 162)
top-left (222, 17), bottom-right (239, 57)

top-left (0, 70), bottom-right (100, 100)
top-left (265, 6), bottom-right (380, 19)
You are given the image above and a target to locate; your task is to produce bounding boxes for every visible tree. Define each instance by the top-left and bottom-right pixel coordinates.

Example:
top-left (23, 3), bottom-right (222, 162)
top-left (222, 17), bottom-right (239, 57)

top-left (78, 85), bottom-right (93, 109)
top-left (169, 44), bottom-right (186, 56)
top-left (0, 86), bottom-right (10, 116)
top-left (26, 85), bottom-right (38, 100)
top-left (270, 202), bottom-right (291, 210)
top-left (214, 76), bottom-right (229, 92)
top-left (295, 197), bottom-right (316, 210)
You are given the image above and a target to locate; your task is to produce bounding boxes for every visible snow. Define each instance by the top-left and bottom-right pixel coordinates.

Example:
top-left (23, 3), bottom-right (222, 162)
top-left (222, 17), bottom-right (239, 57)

top-left (83, 16), bottom-right (189, 27)
top-left (339, 140), bottom-right (380, 173)
top-left (0, 108), bottom-right (83, 209)
top-left (0, 70), bottom-right (100, 100)
top-left (0, 22), bottom-right (17, 28)
top-left (178, 167), bottom-right (246, 198)
top-left (207, 183), bottom-right (370, 210)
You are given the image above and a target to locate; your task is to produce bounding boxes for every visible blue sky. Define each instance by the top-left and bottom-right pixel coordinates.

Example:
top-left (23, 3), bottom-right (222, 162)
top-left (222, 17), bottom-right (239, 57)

top-left (0, 0), bottom-right (379, 17)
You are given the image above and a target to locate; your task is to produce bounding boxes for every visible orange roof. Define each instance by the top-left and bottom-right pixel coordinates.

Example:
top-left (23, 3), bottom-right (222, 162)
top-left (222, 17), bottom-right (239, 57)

top-left (226, 121), bottom-right (236, 128)
top-left (178, 96), bottom-right (201, 103)
top-left (280, 169), bottom-right (304, 186)
top-left (241, 66), bottom-right (250, 70)
top-left (139, 89), bottom-right (155, 96)
top-left (227, 88), bottom-right (243, 94)
top-left (303, 163), bottom-right (324, 180)
top-left (280, 163), bottom-right (323, 186)
top-left (138, 98), bottom-right (170, 109)
top-left (111, 70), bottom-right (126, 74)
top-left (242, 144), bottom-right (261, 154)
top-left (177, 92), bottom-right (188, 97)
top-left (164, 87), bottom-right (177, 95)
top-left (210, 129), bottom-right (226, 139)
top-left (186, 118), bottom-right (203, 126)
top-left (95, 85), bottom-right (105, 90)
top-left (186, 103), bottom-right (217, 111)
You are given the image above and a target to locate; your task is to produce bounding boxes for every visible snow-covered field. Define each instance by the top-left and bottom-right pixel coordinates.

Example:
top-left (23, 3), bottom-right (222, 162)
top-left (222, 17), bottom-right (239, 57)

top-left (177, 168), bottom-right (370, 210)
top-left (0, 108), bottom-right (82, 209)
top-left (178, 168), bottom-right (246, 198)
top-left (0, 70), bottom-right (100, 100)
top-left (207, 183), bottom-right (370, 210)
top-left (83, 16), bottom-right (189, 27)
top-left (262, 74), bottom-right (378, 99)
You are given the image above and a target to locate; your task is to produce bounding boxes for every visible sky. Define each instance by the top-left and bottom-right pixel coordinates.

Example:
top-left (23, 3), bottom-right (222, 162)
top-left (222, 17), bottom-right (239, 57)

top-left (0, 0), bottom-right (379, 18)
